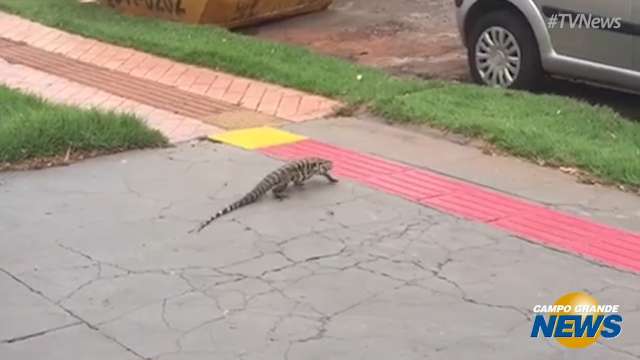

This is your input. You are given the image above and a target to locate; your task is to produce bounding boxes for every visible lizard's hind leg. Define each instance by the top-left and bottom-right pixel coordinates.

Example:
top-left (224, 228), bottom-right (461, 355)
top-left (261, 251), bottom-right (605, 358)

top-left (272, 182), bottom-right (290, 200)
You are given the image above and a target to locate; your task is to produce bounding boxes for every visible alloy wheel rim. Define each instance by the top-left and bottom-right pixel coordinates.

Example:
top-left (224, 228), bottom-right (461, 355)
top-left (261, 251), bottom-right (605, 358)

top-left (475, 26), bottom-right (522, 87)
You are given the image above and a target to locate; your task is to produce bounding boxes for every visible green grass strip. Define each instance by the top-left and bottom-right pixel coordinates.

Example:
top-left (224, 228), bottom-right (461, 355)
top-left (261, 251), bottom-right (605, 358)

top-left (0, 85), bottom-right (167, 164)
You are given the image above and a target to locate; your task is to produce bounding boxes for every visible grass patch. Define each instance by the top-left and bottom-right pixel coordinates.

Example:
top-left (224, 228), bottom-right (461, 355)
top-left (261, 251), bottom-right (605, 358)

top-left (0, 0), bottom-right (639, 187)
top-left (0, 85), bottom-right (167, 166)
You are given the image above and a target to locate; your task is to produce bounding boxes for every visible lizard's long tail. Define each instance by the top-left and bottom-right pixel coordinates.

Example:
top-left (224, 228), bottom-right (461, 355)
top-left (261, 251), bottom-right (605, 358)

top-left (189, 179), bottom-right (276, 234)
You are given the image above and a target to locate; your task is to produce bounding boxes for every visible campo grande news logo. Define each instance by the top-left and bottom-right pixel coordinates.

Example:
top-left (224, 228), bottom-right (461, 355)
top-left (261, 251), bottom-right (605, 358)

top-left (530, 291), bottom-right (623, 348)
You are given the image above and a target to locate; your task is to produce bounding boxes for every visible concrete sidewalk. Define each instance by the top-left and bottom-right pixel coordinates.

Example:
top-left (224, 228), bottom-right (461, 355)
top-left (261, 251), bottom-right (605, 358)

top-left (1, 142), bottom-right (639, 360)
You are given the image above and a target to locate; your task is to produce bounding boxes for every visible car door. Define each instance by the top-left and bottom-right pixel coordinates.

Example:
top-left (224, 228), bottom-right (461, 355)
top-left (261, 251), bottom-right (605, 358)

top-left (634, 0), bottom-right (640, 71)
top-left (538, 0), bottom-right (634, 70)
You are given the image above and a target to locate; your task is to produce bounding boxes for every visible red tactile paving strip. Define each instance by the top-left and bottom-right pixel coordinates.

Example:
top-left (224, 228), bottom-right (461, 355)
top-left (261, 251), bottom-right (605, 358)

top-left (0, 38), bottom-right (238, 120)
top-left (261, 139), bottom-right (640, 273)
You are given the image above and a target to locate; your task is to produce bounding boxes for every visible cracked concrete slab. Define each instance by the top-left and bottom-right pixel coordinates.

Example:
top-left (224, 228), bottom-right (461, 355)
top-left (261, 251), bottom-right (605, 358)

top-left (0, 270), bottom-right (77, 343)
top-left (0, 324), bottom-right (140, 360)
top-left (60, 272), bottom-right (192, 325)
top-left (1, 142), bottom-right (639, 359)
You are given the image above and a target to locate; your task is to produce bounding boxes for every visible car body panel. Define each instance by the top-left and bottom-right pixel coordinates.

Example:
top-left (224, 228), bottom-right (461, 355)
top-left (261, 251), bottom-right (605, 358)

top-left (539, 0), bottom-right (633, 70)
top-left (456, 0), bottom-right (640, 94)
top-left (635, 2), bottom-right (640, 71)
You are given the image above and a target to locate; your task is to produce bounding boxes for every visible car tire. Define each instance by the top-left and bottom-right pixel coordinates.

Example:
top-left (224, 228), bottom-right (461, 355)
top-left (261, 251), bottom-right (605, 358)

top-left (467, 9), bottom-right (543, 90)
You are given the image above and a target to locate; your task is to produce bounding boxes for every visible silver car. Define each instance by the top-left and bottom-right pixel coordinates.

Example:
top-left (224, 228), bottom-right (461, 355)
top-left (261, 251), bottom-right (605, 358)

top-left (455, 0), bottom-right (640, 94)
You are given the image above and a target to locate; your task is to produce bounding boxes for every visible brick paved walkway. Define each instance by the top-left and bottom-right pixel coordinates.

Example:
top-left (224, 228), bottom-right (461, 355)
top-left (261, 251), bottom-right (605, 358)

top-left (0, 12), bottom-right (341, 143)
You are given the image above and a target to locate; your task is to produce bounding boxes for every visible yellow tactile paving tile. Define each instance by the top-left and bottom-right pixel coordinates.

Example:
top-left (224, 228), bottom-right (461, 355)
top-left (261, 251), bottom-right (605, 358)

top-left (209, 127), bottom-right (306, 150)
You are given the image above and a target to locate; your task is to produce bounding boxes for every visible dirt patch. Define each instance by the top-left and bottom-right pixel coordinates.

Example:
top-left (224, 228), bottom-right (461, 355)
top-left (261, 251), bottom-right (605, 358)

top-left (241, 0), bottom-right (469, 81)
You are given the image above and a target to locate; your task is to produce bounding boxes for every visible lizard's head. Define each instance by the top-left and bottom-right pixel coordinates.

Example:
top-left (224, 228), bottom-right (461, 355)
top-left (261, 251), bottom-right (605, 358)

top-left (311, 158), bottom-right (333, 173)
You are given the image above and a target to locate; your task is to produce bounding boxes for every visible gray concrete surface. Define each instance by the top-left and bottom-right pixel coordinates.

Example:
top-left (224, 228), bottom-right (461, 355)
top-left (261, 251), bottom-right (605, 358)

top-left (1, 142), bottom-right (639, 359)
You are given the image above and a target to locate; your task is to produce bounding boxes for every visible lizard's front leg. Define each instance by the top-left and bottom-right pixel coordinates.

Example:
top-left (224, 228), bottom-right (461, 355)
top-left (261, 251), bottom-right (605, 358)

top-left (323, 173), bottom-right (339, 183)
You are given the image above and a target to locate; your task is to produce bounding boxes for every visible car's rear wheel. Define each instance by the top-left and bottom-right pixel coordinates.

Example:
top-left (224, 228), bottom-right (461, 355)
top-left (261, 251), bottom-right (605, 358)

top-left (468, 9), bottom-right (543, 90)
